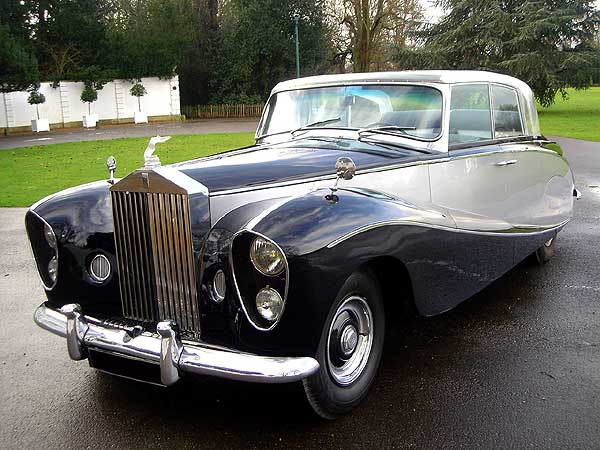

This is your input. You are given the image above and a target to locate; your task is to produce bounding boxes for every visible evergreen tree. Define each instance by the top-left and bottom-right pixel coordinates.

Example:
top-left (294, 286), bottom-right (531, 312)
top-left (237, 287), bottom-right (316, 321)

top-left (397, 0), bottom-right (600, 106)
top-left (178, 0), bottom-right (221, 105)
top-left (210, 0), bottom-right (331, 102)
top-left (0, 2), bottom-right (39, 92)
top-left (31, 0), bottom-right (113, 83)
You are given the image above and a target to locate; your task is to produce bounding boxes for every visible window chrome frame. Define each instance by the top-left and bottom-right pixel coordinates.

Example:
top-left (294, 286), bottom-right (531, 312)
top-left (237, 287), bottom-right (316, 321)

top-left (489, 82), bottom-right (526, 139)
top-left (448, 81), bottom-right (528, 150)
top-left (256, 82), bottom-right (446, 144)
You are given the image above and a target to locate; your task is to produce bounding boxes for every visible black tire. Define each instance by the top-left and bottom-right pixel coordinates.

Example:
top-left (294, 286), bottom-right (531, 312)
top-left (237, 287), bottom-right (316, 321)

top-left (303, 269), bottom-right (385, 419)
top-left (535, 236), bottom-right (557, 264)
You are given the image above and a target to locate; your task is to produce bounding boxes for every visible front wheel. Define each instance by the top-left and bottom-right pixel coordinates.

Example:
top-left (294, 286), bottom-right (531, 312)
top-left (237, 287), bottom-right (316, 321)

top-left (303, 269), bottom-right (385, 419)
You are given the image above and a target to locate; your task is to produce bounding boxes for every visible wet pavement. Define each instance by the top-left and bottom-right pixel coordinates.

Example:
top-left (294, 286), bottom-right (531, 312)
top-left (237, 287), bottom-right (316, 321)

top-left (0, 136), bottom-right (598, 449)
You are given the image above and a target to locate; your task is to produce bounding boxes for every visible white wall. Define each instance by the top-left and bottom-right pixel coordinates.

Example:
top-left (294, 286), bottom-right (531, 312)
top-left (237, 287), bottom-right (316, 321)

top-left (0, 76), bottom-right (180, 129)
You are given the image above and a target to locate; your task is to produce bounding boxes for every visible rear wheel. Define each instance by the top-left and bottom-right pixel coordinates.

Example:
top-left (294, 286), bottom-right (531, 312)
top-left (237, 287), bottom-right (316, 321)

top-left (303, 269), bottom-right (385, 419)
top-left (535, 236), bottom-right (556, 264)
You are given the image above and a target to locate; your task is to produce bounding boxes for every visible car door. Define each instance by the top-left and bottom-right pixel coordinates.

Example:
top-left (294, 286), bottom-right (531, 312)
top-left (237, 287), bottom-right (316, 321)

top-left (486, 84), bottom-right (573, 230)
top-left (429, 83), bottom-right (513, 232)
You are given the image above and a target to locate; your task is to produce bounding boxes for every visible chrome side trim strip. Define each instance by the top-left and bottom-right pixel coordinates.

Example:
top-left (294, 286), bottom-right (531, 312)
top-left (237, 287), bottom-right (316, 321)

top-left (326, 219), bottom-right (570, 248)
top-left (210, 147), bottom-right (560, 197)
top-left (33, 303), bottom-right (319, 384)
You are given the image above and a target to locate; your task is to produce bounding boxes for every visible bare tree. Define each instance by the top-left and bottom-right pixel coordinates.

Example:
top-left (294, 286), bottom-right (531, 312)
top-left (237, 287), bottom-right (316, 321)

top-left (327, 0), bottom-right (423, 72)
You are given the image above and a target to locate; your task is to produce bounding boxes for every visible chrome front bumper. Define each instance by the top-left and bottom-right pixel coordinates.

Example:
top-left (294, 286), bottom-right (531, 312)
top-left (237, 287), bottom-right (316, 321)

top-left (34, 303), bottom-right (319, 385)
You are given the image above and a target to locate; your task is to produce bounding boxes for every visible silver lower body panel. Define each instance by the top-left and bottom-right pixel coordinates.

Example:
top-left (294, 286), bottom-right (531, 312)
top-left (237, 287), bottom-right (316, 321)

top-left (34, 303), bottom-right (319, 385)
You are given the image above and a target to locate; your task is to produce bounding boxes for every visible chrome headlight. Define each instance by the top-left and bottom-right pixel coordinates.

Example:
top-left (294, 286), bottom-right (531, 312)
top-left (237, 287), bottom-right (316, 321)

top-left (43, 221), bottom-right (58, 286)
top-left (44, 225), bottom-right (57, 249)
top-left (256, 287), bottom-right (283, 321)
top-left (26, 211), bottom-right (59, 290)
top-left (249, 236), bottom-right (285, 276)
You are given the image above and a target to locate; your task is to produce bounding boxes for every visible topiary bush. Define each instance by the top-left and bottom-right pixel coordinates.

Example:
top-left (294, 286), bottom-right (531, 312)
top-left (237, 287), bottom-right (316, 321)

top-left (130, 82), bottom-right (147, 112)
top-left (80, 82), bottom-right (98, 114)
top-left (27, 89), bottom-right (46, 119)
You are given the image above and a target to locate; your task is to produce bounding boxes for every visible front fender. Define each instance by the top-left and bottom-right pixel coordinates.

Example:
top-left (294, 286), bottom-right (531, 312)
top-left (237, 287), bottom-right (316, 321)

top-left (250, 188), bottom-right (452, 256)
top-left (27, 181), bottom-right (121, 315)
top-left (219, 188), bottom-right (455, 355)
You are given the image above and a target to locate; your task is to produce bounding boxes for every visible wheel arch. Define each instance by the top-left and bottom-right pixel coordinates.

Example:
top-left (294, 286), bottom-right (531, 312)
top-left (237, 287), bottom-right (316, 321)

top-left (359, 255), bottom-right (417, 320)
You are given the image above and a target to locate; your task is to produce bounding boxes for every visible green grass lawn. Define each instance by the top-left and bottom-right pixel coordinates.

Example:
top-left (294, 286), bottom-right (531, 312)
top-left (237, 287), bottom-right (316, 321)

top-left (0, 133), bottom-right (254, 207)
top-left (538, 87), bottom-right (600, 141)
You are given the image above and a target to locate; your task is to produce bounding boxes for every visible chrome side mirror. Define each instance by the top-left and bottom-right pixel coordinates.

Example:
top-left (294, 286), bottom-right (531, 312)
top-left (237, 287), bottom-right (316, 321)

top-left (335, 157), bottom-right (356, 181)
top-left (106, 156), bottom-right (116, 185)
top-left (327, 157), bottom-right (356, 202)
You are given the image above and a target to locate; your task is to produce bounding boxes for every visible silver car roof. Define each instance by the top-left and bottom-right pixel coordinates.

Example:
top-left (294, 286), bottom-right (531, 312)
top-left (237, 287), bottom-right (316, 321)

top-left (273, 70), bottom-right (530, 93)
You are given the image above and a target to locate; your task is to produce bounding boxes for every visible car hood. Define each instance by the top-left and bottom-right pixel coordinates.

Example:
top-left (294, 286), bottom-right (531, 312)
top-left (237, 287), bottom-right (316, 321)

top-left (172, 143), bottom-right (402, 193)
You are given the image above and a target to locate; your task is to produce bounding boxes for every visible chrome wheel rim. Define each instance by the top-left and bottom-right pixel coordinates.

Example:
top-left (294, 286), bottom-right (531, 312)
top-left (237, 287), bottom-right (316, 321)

top-left (545, 237), bottom-right (554, 247)
top-left (326, 295), bottom-right (373, 386)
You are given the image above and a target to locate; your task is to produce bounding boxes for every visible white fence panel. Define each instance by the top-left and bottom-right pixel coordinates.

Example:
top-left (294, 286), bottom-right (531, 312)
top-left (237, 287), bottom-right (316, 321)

top-left (0, 76), bottom-right (180, 131)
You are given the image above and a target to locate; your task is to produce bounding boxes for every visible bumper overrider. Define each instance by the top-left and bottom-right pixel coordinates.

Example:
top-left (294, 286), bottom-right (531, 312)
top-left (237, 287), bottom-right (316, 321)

top-left (34, 303), bottom-right (319, 385)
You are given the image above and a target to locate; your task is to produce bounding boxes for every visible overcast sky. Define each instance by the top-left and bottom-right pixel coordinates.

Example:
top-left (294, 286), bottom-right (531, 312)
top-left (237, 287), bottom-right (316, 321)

top-left (420, 0), bottom-right (600, 24)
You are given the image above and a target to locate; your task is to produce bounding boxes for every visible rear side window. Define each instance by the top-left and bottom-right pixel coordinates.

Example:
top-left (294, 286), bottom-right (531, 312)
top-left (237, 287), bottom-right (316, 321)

top-left (491, 85), bottom-right (523, 137)
top-left (449, 84), bottom-right (492, 144)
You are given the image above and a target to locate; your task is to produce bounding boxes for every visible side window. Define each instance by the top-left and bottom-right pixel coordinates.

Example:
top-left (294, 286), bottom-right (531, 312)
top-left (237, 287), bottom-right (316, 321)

top-left (449, 84), bottom-right (492, 144)
top-left (491, 85), bottom-right (523, 137)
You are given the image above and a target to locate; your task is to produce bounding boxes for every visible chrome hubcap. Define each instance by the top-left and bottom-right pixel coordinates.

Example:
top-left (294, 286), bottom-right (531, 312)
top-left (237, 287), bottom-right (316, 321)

top-left (545, 237), bottom-right (554, 247)
top-left (326, 295), bottom-right (373, 386)
top-left (340, 324), bottom-right (358, 356)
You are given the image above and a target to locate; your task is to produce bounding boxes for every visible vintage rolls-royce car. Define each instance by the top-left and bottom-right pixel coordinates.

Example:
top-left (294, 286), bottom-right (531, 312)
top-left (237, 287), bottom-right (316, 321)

top-left (28, 71), bottom-right (578, 419)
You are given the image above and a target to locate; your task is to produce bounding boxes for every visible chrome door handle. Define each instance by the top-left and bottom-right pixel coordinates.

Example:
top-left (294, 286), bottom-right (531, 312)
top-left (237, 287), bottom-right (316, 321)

top-left (495, 159), bottom-right (518, 166)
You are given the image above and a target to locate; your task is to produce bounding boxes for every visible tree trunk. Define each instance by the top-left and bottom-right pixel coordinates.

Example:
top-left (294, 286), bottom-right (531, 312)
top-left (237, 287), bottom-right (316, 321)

top-left (36, 104), bottom-right (40, 120)
top-left (138, 97), bottom-right (141, 112)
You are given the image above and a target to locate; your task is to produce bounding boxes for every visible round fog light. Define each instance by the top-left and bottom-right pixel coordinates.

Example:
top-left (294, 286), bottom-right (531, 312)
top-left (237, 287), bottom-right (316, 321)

top-left (256, 287), bottom-right (283, 322)
top-left (211, 269), bottom-right (226, 302)
top-left (48, 256), bottom-right (58, 284)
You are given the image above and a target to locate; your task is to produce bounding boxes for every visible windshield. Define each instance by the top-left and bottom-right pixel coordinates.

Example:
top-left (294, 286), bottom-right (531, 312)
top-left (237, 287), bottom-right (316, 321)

top-left (258, 84), bottom-right (443, 140)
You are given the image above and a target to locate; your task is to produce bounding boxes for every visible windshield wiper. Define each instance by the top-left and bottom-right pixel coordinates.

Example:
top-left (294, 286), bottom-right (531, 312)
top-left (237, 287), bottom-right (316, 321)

top-left (358, 125), bottom-right (417, 138)
top-left (291, 117), bottom-right (342, 135)
top-left (358, 136), bottom-right (432, 155)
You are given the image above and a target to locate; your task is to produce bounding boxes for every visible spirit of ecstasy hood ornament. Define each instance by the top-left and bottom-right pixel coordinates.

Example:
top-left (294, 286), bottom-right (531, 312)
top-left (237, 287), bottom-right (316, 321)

top-left (144, 135), bottom-right (171, 169)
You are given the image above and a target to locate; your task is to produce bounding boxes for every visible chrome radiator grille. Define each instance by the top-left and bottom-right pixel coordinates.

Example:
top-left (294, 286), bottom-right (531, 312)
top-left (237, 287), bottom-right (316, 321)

top-left (111, 190), bottom-right (200, 334)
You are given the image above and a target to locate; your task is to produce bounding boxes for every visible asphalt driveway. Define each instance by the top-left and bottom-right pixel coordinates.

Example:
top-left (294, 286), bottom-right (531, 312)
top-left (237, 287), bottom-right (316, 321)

top-left (0, 136), bottom-right (598, 449)
top-left (0, 118), bottom-right (259, 150)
